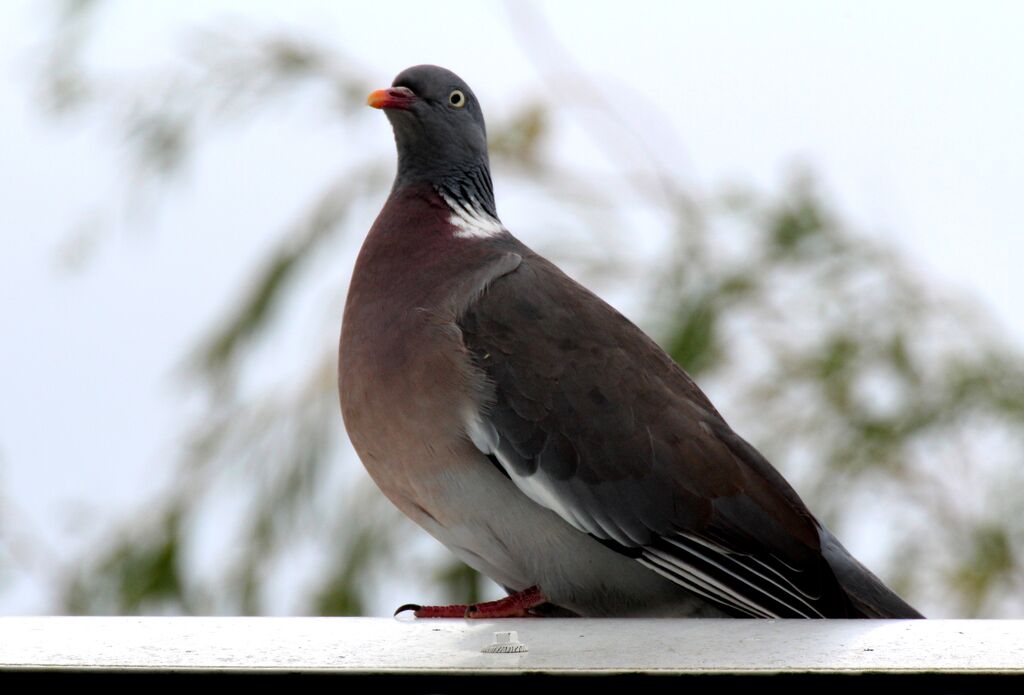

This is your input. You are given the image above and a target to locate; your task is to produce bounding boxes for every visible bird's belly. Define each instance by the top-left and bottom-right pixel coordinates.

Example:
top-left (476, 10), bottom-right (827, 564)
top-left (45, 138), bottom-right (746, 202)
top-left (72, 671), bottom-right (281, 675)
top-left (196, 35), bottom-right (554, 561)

top-left (407, 458), bottom-right (725, 618)
top-left (342, 369), bottom-right (721, 615)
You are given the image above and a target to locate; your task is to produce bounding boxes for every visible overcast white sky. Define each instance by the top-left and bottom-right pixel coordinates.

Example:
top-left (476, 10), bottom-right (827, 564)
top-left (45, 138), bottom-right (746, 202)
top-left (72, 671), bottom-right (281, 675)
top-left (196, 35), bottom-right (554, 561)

top-left (1, 0), bottom-right (1023, 614)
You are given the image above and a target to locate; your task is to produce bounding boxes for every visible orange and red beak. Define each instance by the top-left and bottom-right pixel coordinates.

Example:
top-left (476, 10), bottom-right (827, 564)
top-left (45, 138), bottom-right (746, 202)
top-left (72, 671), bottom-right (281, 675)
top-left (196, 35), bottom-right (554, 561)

top-left (367, 86), bottom-right (418, 110)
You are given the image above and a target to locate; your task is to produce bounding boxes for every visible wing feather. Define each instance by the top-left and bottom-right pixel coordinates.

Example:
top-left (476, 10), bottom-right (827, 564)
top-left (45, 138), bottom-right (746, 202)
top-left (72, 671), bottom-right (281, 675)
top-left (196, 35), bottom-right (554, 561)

top-left (458, 248), bottom-right (854, 618)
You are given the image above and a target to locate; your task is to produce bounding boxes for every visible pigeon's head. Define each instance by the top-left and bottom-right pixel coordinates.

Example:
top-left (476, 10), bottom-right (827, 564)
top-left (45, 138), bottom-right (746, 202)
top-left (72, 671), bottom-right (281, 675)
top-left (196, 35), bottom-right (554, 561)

top-left (368, 65), bottom-right (490, 188)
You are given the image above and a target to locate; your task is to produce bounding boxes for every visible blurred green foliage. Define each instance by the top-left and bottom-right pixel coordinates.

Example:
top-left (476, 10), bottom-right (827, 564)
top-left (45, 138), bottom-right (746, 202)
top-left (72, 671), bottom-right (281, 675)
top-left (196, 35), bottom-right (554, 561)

top-left (27, 0), bottom-right (1024, 618)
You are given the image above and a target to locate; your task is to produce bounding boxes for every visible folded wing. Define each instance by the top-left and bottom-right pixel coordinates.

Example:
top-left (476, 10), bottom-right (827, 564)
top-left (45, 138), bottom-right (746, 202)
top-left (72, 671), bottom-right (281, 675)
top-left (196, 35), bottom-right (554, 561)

top-left (459, 250), bottom-right (855, 618)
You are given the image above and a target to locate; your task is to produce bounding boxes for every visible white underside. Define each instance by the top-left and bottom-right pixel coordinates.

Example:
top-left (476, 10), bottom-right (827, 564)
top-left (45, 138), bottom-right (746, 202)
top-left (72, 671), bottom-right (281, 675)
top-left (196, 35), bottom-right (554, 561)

top-left (414, 455), bottom-right (722, 617)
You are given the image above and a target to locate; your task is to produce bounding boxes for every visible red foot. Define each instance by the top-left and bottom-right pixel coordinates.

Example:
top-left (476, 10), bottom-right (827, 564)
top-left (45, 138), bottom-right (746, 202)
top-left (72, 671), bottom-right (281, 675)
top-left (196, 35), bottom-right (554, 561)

top-left (395, 585), bottom-right (548, 619)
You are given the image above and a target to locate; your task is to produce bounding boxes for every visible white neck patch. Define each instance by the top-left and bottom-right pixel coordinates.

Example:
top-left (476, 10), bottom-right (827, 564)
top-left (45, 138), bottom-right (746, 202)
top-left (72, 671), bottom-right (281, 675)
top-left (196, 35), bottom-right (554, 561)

top-left (438, 188), bottom-right (506, 240)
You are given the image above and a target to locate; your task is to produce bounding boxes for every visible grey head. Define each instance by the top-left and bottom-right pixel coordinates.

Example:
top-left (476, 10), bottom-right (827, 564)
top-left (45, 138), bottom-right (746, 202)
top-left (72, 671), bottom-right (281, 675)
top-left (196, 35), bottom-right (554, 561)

top-left (368, 65), bottom-right (496, 215)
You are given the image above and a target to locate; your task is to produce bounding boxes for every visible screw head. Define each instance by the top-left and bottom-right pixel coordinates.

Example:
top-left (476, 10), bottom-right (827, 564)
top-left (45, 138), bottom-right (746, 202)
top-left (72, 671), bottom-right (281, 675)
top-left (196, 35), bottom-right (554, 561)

top-left (481, 630), bottom-right (528, 654)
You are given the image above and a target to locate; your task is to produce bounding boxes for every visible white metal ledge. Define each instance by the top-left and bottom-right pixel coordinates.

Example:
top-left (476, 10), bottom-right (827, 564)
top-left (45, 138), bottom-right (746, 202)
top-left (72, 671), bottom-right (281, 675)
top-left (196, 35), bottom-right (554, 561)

top-left (1, 617), bottom-right (1022, 677)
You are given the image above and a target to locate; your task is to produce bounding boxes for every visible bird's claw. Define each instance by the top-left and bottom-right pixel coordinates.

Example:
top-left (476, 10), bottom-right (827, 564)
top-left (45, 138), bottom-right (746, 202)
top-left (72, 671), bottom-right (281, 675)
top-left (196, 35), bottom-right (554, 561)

top-left (394, 603), bottom-right (422, 616)
top-left (394, 586), bottom-right (548, 619)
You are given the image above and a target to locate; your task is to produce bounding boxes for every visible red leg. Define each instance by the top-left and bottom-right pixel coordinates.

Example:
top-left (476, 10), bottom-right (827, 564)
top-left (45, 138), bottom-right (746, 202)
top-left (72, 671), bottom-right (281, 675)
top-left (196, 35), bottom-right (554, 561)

top-left (395, 585), bottom-right (549, 619)
top-left (395, 601), bottom-right (468, 618)
top-left (465, 585), bottom-right (547, 618)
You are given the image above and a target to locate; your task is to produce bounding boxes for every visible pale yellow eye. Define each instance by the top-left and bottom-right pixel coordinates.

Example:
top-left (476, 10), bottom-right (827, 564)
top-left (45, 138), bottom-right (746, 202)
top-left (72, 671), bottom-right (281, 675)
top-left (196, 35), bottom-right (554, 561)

top-left (449, 90), bottom-right (466, 108)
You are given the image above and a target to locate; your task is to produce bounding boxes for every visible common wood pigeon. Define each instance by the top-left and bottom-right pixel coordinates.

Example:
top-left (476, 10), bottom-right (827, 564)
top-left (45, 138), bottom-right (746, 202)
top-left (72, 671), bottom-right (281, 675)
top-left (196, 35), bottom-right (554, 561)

top-left (338, 65), bottom-right (923, 619)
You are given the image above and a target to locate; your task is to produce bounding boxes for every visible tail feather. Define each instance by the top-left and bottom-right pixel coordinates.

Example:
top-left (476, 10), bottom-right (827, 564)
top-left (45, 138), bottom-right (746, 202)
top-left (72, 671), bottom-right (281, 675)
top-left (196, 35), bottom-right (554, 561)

top-left (820, 527), bottom-right (924, 619)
